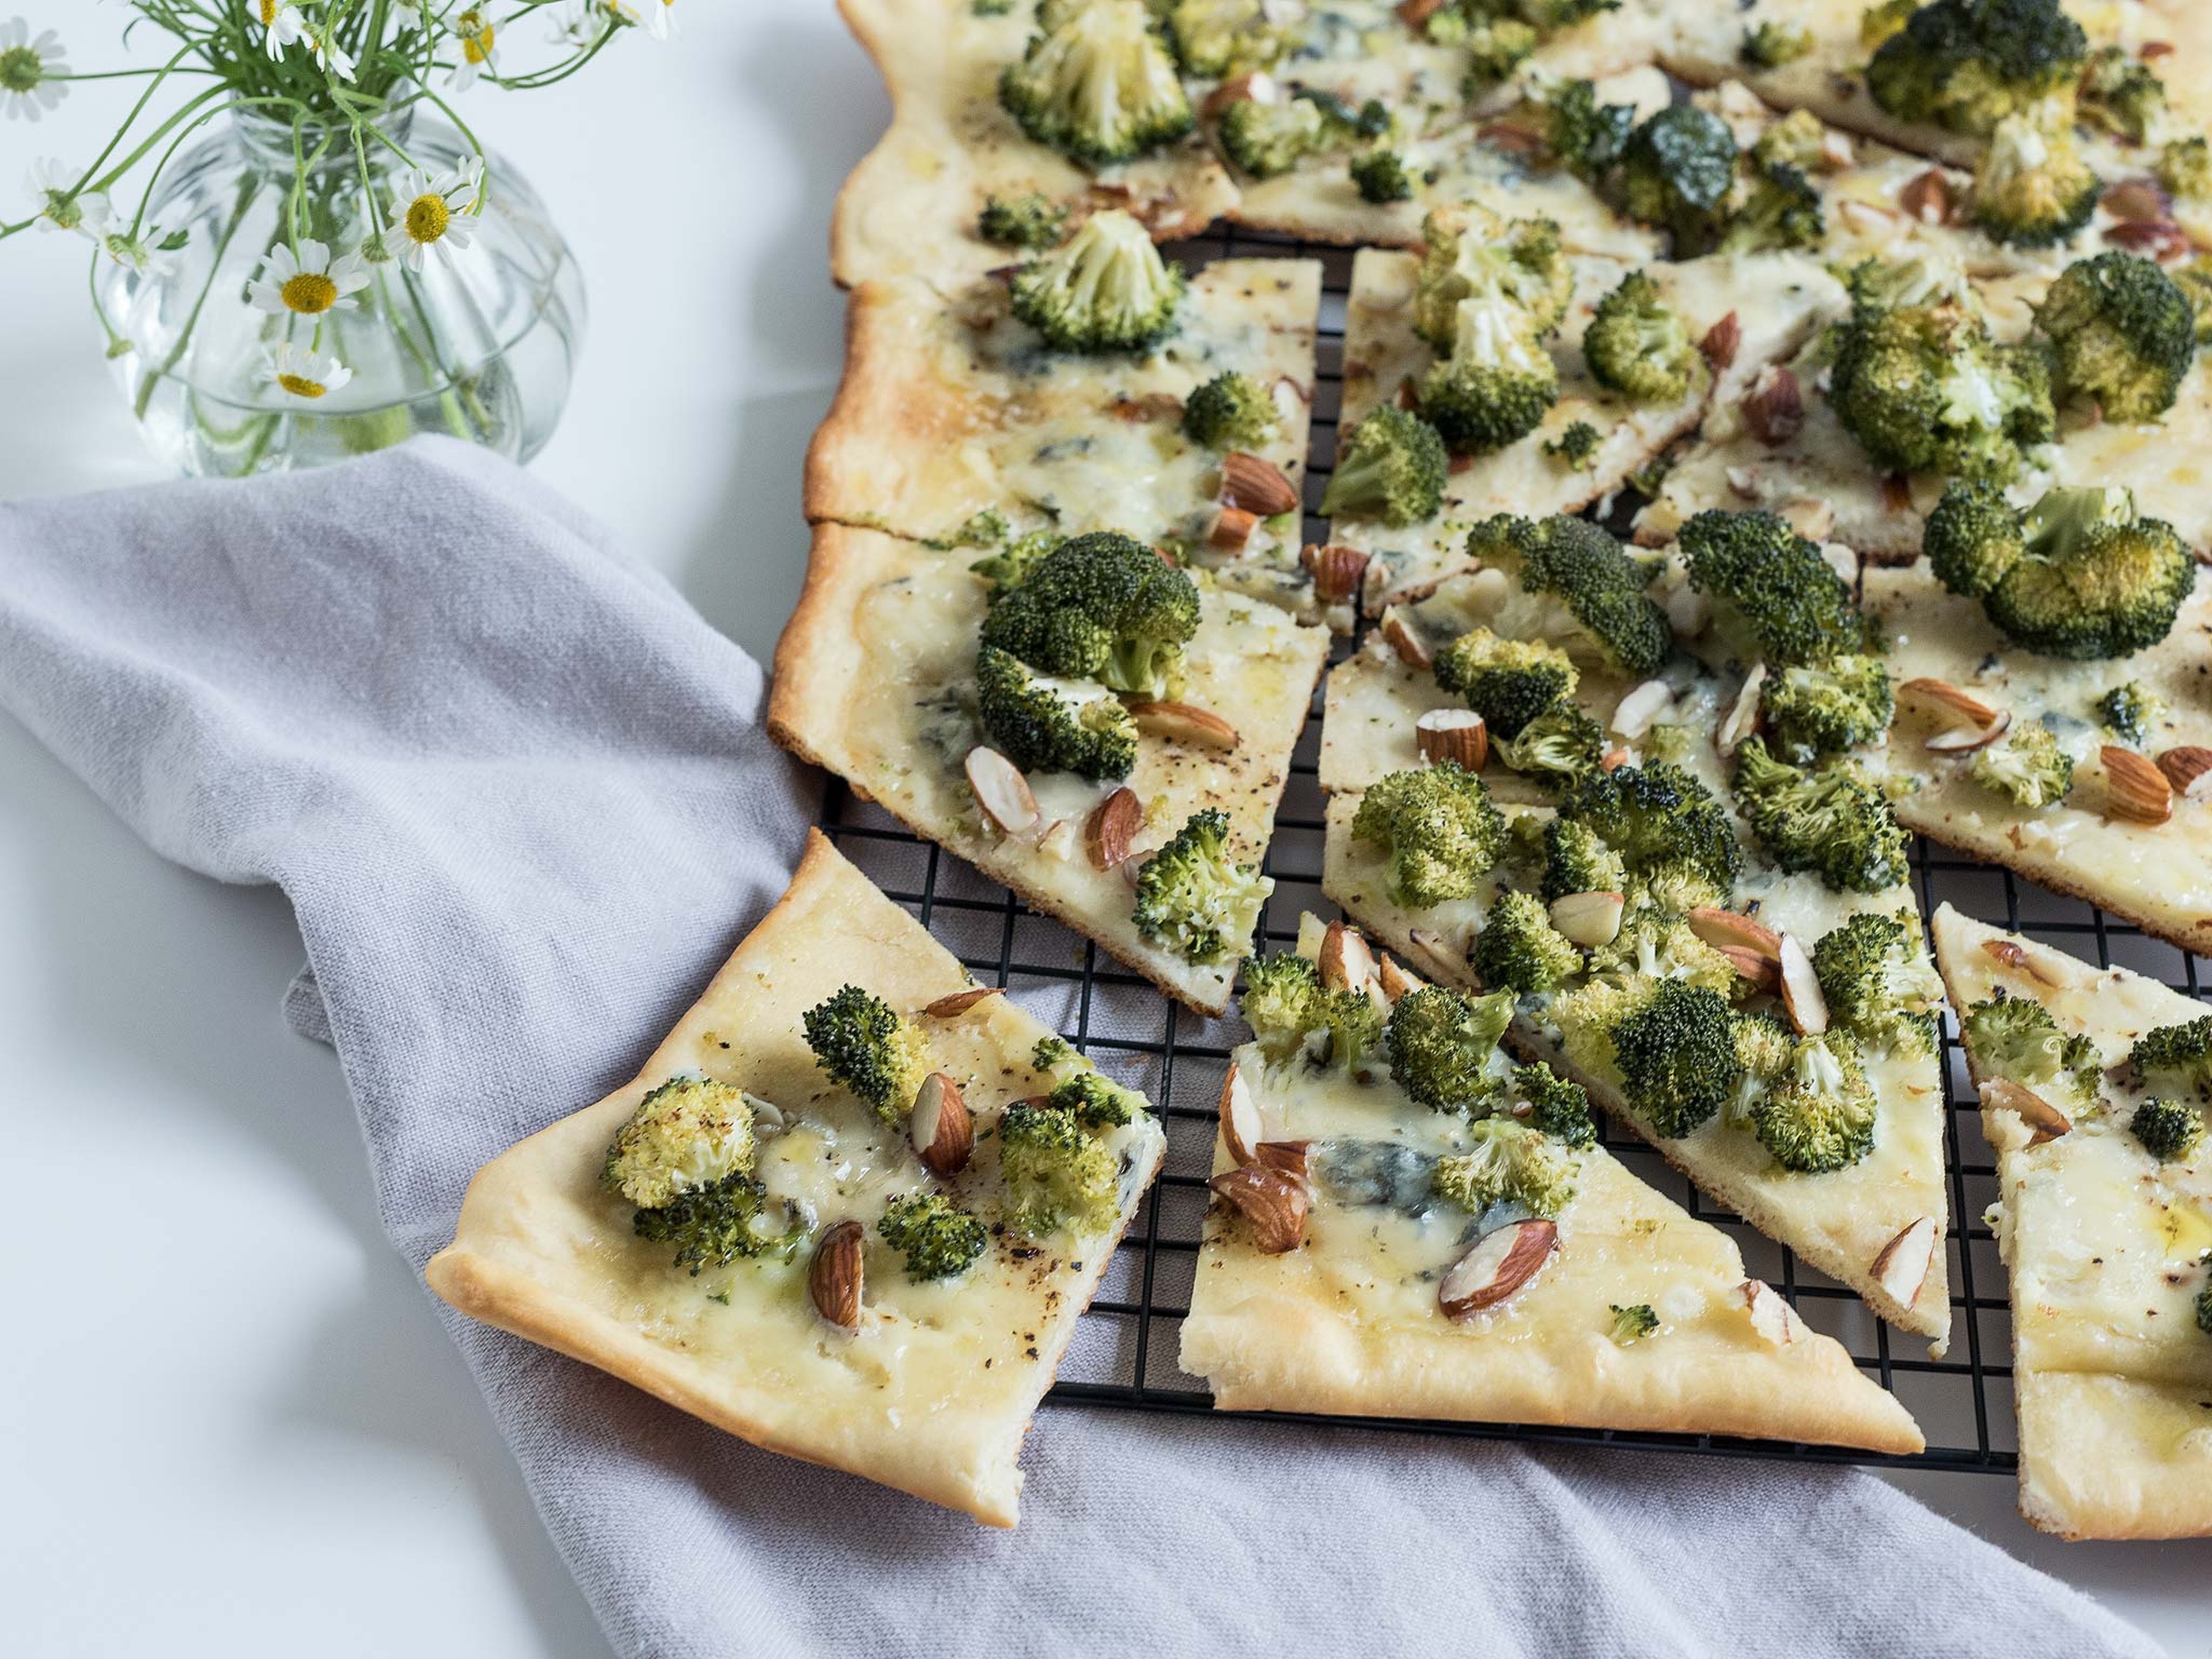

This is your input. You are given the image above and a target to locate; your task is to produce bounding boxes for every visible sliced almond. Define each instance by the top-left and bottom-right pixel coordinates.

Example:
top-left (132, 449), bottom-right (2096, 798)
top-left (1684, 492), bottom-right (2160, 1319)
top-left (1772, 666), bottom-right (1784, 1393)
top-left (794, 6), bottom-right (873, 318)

top-left (1777, 496), bottom-right (1835, 543)
top-left (1380, 604), bottom-right (1432, 669)
top-left (2102, 176), bottom-right (2169, 223)
top-left (1838, 198), bottom-right (1901, 238)
top-left (1819, 129), bottom-right (1855, 170)
top-left (1128, 700), bottom-right (1239, 751)
top-left (1253, 1139), bottom-right (1311, 1181)
top-left (1924, 711), bottom-right (2012, 753)
top-left (908, 1073), bottom-right (975, 1177)
top-left (1740, 1279), bottom-right (1800, 1347)
top-left (1201, 71), bottom-right (1272, 119)
top-left (1438, 1219), bottom-right (1558, 1320)
top-left (809, 1220), bottom-right (864, 1332)
top-left (1394, 0), bottom-right (1447, 25)
top-left (1377, 953), bottom-right (1426, 1002)
top-left (1699, 311), bottom-right (1741, 371)
top-left (2156, 745), bottom-right (2212, 799)
top-left (966, 746), bottom-right (1039, 836)
top-left (1550, 889), bottom-right (1624, 949)
top-left (1686, 906), bottom-right (1782, 961)
top-left (922, 986), bottom-right (1002, 1018)
top-left (1718, 946), bottom-right (1781, 993)
top-left (1899, 168), bottom-right (1952, 224)
top-left (2100, 745), bottom-right (2174, 824)
top-left (1301, 542), bottom-right (1370, 604)
top-left (1319, 918), bottom-right (1381, 999)
top-left (1870, 1215), bottom-right (1938, 1309)
top-left (1777, 931), bottom-right (1829, 1035)
top-left (1220, 451), bottom-right (1300, 517)
top-left (1600, 747), bottom-right (1629, 771)
top-left (1611, 677), bottom-right (1675, 740)
top-left (1406, 926), bottom-right (1470, 982)
top-left (1086, 786), bottom-right (1142, 869)
top-left (1980, 937), bottom-right (2065, 988)
top-left (1743, 366), bottom-right (1805, 446)
top-left (1880, 474), bottom-right (1914, 514)
top-left (1717, 662), bottom-right (1766, 757)
top-left (1210, 1164), bottom-right (1309, 1253)
top-left (2143, 39), bottom-right (2176, 60)
top-left (1982, 1076), bottom-right (2071, 1145)
top-left (1217, 1063), bottom-right (1264, 1165)
top-left (1415, 707), bottom-right (1488, 770)
top-left (1725, 464), bottom-right (1763, 501)
top-left (2104, 218), bottom-right (2190, 262)
top-left (1208, 505), bottom-right (1259, 552)
top-left (1899, 677), bottom-right (2003, 730)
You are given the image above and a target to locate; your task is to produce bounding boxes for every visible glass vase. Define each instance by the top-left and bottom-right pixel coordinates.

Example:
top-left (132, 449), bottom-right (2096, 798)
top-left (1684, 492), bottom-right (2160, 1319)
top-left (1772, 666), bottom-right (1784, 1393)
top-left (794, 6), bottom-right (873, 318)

top-left (97, 107), bottom-right (586, 478)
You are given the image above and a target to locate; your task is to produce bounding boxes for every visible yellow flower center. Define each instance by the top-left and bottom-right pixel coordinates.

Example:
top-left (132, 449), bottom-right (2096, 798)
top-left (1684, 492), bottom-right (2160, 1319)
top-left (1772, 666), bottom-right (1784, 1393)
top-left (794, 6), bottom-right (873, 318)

top-left (0, 45), bottom-right (41, 93)
top-left (279, 271), bottom-right (339, 313)
top-left (460, 10), bottom-right (494, 60)
top-left (278, 373), bottom-right (328, 399)
top-left (259, 0), bottom-right (281, 26)
top-left (405, 194), bottom-right (451, 244)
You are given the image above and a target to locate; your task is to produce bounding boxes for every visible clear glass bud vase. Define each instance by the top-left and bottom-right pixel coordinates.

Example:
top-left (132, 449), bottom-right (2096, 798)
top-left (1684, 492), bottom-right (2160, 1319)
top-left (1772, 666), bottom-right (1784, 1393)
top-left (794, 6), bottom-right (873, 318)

top-left (98, 107), bottom-right (586, 478)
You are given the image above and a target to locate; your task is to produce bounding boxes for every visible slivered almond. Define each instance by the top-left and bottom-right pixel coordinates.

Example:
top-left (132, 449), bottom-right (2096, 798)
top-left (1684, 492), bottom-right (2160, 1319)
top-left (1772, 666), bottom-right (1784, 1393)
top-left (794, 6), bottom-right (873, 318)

top-left (2100, 745), bottom-right (2174, 824)
top-left (1925, 712), bottom-right (2012, 753)
top-left (2143, 40), bottom-right (2176, 60)
top-left (1778, 932), bottom-right (1828, 1035)
top-left (1319, 918), bottom-right (1381, 998)
top-left (1741, 1279), bottom-right (1798, 1346)
top-left (1415, 707), bottom-right (1488, 770)
top-left (910, 1073), bottom-right (975, 1177)
top-left (1439, 1219), bottom-right (1557, 1320)
top-left (1982, 938), bottom-right (2065, 988)
top-left (1900, 676), bottom-right (2003, 733)
top-left (966, 746), bottom-right (1039, 835)
top-left (1201, 72), bottom-right (1272, 119)
top-left (1221, 451), bottom-right (1300, 517)
top-left (1611, 677), bottom-right (1674, 740)
top-left (1129, 700), bottom-right (1239, 751)
top-left (1254, 1139), bottom-right (1311, 1181)
top-left (1871, 1216), bottom-right (1939, 1309)
top-left (2105, 219), bottom-right (2190, 262)
top-left (809, 1221), bottom-right (864, 1332)
top-left (1209, 505), bottom-right (1259, 551)
top-left (1395, 0), bottom-right (1447, 25)
top-left (1744, 366), bottom-right (1805, 446)
top-left (1218, 1064), bottom-right (1264, 1165)
top-left (923, 986), bottom-right (1002, 1018)
top-left (1600, 747), bottom-right (1629, 771)
top-left (1550, 890), bottom-right (1624, 949)
top-left (1380, 605), bottom-right (1431, 669)
top-left (1719, 946), bottom-right (1781, 992)
top-left (1377, 953), bottom-right (1426, 1002)
top-left (1983, 1077), bottom-right (2071, 1145)
top-left (1699, 311), bottom-right (1741, 370)
top-left (2155, 745), bottom-right (2212, 800)
top-left (1819, 130), bottom-right (1855, 169)
top-left (1086, 786), bottom-right (1142, 869)
top-left (1899, 168), bottom-right (1952, 224)
top-left (1210, 1165), bottom-right (1308, 1253)
top-left (1406, 926), bottom-right (1470, 982)
top-left (1718, 663), bottom-right (1766, 757)
top-left (1687, 907), bottom-right (1781, 960)
top-left (1301, 542), bottom-right (1370, 604)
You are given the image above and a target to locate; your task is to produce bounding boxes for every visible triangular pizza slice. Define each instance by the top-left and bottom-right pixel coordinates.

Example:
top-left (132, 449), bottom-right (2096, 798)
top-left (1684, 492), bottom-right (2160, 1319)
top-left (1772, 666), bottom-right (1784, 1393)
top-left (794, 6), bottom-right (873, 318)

top-left (429, 830), bottom-right (1168, 1528)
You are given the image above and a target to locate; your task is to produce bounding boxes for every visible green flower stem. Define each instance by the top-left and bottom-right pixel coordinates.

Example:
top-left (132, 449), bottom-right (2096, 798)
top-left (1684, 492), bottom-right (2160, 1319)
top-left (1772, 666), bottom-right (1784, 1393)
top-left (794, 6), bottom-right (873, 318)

top-left (134, 176), bottom-right (255, 421)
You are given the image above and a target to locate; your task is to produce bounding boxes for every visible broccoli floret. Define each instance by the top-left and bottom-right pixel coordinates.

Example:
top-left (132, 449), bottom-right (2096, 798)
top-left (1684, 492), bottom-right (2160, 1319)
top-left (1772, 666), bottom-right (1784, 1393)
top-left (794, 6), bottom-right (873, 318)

top-left (1180, 369), bottom-right (1278, 450)
top-left (1033, 1035), bottom-right (1077, 1073)
top-left (1494, 702), bottom-right (1608, 781)
top-left (1350, 762), bottom-right (1508, 907)
top-left (1541, 816), bottom-right (1630, 902)
top-left (603, 1078), bottom-right (757, 1210)
top-left (1236, 950), bottom-right (1386, 1069)
top-left (1624, 861), bottom-right (1728, 916)
top-left (1721, 161), bottom-right (1826, 255)
top-left (1922, 478), bottom-right (2024, 600)
top-left (1865, 0), bottom-right (2086, 138)
top-left (1728, 1009), bottom-right (1797, 1128)
top-left (970, 528), bottom-right (1061, 596)
top-left (2036, 251), bottom-right (2199, 425)
top-left (2096, 681), bottom-right (2165, 747)
top-left (1968, 486), bottom-right (2195, 660)
top-left (1584, 270), bottom-right (1702, 404)
top-left (1608, 977), bottom-right (1743, 1137)
top-left (1164, 0), bottom-right (1285, 78)
top-left (1760, 655), bottom-right (1897, 762)
top-left (2158, 136), bottom-right (2211, 202)
top-left (1545, 78), bottom-right (1635, 184)
top-left (979, 530), bottom-right (1200, 696)
top-left (804, 986), bottom-right (931, 1123)
top-left (1828, 288), bottom-right (2054, 484)
top-left (1969, 718), bottom-right (2075, 806)
top-left (1585, 908), bottom-right (1742, 996)
top-left (1412, 204), bottom-right (1573, 349)
top-left (1677, 509), bottom-right (1865, 668)
top-left (999, 0), bottom-right (1194, 166)
top-left (2175, 259), bottom-right (2212, 348)
top-left (978, 191), bottom-right (1068, 249)
top-left (1608, 1302), bottom-right (1661, 1344)
top-left (932, 507), bottom-right (1012, 552)
top-left (1556, 762), bottom-right (1744, 896)
top-left (2078, 44), bottom-right (2165, 145)
top-left (1741, 20), bottom-right (1813, 69)
top-left (1964, 993), bottom-right (2100, 1098)
top-left (633, 1175), bottom-right (801, 1272)
top-left (2131, 1097), bottom-right (2204, 1162)
top-left (973, 646), bottom-right (1138, 780)
top-left (1543, 421), bottom-right (1600, 471)
top-left (1434, 628), bottom-right (1580, 738)
top-left (878, 1190), bottom-right (990, 1279)
top-left (1970, 111), bottom-right (2098, 247)
top-left (1812, 911), bottom-right (1944, 1057)
top-left (1752, 109), bottom-right (1831, 173)
top-left (1464, 513), bottom-right (1674, 678)
top-left (1621, 104), bottom-right (1740, 257)
top-left (1216, 93), bottom-right (1328, 179)
top-left (1009, 209), bottom-right (1186, 354)
top-left (1732, 737), bottom-right (1910, 893)
top-left (1131, 808), bottom-right (1271, 963)
top-left (1474, 888), bottom-right (1583, 995)
top-left (1320, 406), bottom-right (1449, 527)
top-left (1418, 293), bottom-right (1563, 453)
top-left (1351, 147), bottom-right (1414, 203)
top-left (1432, 1118), bottom-right (1580, 1217)
top-left (998, 1101), bottom-right (1121, 1235)
top-left (1753, 1031), bottom-right (1879, 1173)
top-left (1046, 1067), bottom-right (1149, 1128)
top-left (1861, 0), bottom-right (1915, 49)
top-left (1388, 984), bottom-right (1517, 1112)
top-left (1514, 1061), bottom-right (1597, 1147)
top-left (1465, 18), bottom-right (1539, 86)
top-left (2130, 1014), bottom-right (2212, 1094)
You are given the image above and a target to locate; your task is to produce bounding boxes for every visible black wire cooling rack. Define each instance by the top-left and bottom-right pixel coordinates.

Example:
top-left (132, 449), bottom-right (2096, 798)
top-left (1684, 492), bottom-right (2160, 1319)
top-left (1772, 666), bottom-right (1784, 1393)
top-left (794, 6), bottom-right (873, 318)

top-left (812, 224), bottom-right (2211, 1478)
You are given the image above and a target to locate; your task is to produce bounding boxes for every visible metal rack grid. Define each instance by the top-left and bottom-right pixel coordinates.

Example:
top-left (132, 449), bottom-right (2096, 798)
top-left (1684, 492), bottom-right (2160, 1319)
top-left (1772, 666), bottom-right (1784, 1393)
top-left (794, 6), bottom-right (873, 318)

top-left (812, 223), bottom-right (2209, 1478)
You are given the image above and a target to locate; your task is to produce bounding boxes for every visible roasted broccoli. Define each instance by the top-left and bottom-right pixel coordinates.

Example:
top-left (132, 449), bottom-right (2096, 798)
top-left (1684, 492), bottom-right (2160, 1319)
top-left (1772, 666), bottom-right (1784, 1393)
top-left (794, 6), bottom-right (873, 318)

top-left (1164, 0), bottom-right (1286, 78)
top-left (878, 1190), bottom-right (990, 1279)
top-left (1131, 808), bottom-right (1272, 963)
top-left (1741, 20), bottom-right (1813, 69)
top-left (1515, 1061), bottom-right (1597, 1147)
top-left (2130, 1014), bottom-right (2212, 1095)
top-left (1760, 655), bottom-right (1897, 762)
top-left (1474, 887), bottom-right (1584, 995)
top-left (1585, 908), bottom-right (1741, 996)
top-left (2035, 251), bottom-right (2199, 424)
top-left (1861, 0), bottom-right (1916, 49)
top-left (1555, 761), bottom-right (1744, 896)
top-left (998, 1101), bottom-right (1122, 1235)
top-left (970, 528), bottom-right (1060, 596)
top-left (1729, 1009), bottom-right (1797, 1130)
top-left (1812, 911), bottom-right (1944, 1058)
top-left (1009, 209), bottom-right (1187, 353)
top-left (1608, 1302), bottom-right (1661, 1344)
top-left (1541, 815), bottom-right (1630, 902)
top-left (1753, 1031), bottom-right (1879, 1173)
top-left (1412, 204), bottom-right (1574, 349)
top-left (2175, 259), bottom-right (2212, 347)
top-left (1865, 0), bottom-right (2086, 138)
top-left (604, 1078), bottom-right (758, 1210)
top-left (1543, 421), bottom-right (1601, 471)
top-left (979, 191), bottom-right (1068, 250)
top-left (973, 645), bottom-right (1138, 779)
top-left (1046, 1069), bottom-right (1147, 1128)
top-left (2097, 681), bottom-right (2165, 747)
top-left (1971, 111), bottom-right (2098, 247)
top-left (1180, 369), bottom-right (1278, 450)
top-left (1418, 292), bottom-right (1563, 453)
top-left (1965, 993), bottom-right (2101, 1097)
top-left (999, 0), bottom-right (1193, 166)
top-left (1732, 737), bottom-right (1910, 893)
top-left (1544, 77), bottom-right (1635, 184)
top-left (1494, 702), bottom-right (1608, 781)
top-left (2078, 44), bottom-right (2165, 145)
top-left (1584, 270), bottom-right (1702, 404)
top-left (1677, 509), bottom-right (1865, 668)
top-left (1388, 983), bottom-right (1517, 1112)
top-left (1463, 513), bottom-right (1673, 677)
top-left (1237, 950), bottom-right (1385, 1069)
top-left (1751, 109), bottom-right (1830, 173)
top-left (1621, 104), bottom-right (1740, 257)
top-left (1607, 976), bottom-right (1743, 1137)
top-left (1431, 1118), bottom-right (1580, 1217)
top-left (1216, 93), bottom-right (1328, 179)
top-left (1320, 406), bottom-right (1450, 526)
top-left (1920, 478), bottom-right (2020, 600)
top-left (1434, 628), bottom-right (1580, 737)
top-left (2159, 136), bottom-right (2211, 202)
top-left (1969, 718), bottom-right (2075, 806)
top-left (804, 986), bottom-right (931, 1123)
top-left (1720, 161), bottom-right (1825, 255)
top-left (1351, 147), bottom-right (1415, 203)
top-left (2131, 1097), bottom-right (2204, 1163)
top-left (1350, 762), bottom-right (1508, 907)
top-left (979, 530), bottom-right (1200, 697)
top-left (1464, 17), bottom-right (1539, 86)
top-left (633, 1175), bottom-right (801, 1272)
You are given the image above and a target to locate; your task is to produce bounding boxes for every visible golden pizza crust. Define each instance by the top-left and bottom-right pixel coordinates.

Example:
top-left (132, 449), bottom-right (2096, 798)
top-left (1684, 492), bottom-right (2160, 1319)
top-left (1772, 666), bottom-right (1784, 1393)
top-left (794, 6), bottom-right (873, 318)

top-left (427, 830), bottom-right (1167, 1529)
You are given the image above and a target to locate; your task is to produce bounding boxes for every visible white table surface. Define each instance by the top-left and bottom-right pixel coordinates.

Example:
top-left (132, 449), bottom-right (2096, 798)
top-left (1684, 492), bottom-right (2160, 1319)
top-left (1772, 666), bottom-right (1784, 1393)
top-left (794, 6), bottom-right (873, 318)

top-left (0, 5), bottom-right (2205, 1654)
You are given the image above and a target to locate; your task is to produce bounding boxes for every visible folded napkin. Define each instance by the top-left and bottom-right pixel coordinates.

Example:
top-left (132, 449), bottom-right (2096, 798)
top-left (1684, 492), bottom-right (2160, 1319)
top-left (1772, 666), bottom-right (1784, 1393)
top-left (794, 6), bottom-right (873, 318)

top-left (0, 439), bottom-right (2160, 1659)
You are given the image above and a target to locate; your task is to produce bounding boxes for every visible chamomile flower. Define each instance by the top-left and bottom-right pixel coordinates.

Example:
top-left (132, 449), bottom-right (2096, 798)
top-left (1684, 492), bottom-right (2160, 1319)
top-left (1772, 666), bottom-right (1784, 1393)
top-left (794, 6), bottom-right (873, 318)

top-left (448, 7), bottom-right (498, 90)
top-left (0, 17), bottom-right (69, 121)
top-left (254, 1), bottom-right (306, 62)
top-left (265, 340), bottom-right (353, 402)
top-left (25, 157), bottom-right (107, 240)
top-left (549, 0), bottom-right (616, 47)
top-left (248, 239), bottom-right (369, 318)
top-left (310, 30), bottom-right (357, 82)
top-left (102, 218), bottom-right (185, 279)
top-left (388, 161), bottom-right (482, 270)
top-left (640, 0), bottom-right (676, 40)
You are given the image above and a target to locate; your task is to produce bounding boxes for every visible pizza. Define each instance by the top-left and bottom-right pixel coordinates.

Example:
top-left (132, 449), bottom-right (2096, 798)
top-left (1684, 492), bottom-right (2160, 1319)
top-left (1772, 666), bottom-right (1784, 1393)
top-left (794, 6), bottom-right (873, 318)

top-left (428, 830), bottom-right (1168, 1527)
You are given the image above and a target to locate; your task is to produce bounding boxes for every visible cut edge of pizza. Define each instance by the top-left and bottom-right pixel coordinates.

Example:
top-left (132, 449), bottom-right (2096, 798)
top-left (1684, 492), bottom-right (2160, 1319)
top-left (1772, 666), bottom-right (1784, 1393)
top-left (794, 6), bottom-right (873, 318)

top-left (1927, 903), bottom-right (2212, 1540)
top-left (427, 828), bottom-right (1169, 1529)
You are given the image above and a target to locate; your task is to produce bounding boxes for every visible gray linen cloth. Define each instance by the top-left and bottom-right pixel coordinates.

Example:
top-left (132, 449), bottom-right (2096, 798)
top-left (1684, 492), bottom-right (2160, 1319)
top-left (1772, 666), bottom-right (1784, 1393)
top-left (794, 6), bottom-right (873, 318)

top-left (0, 438), bottom-right (2160, 1659)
